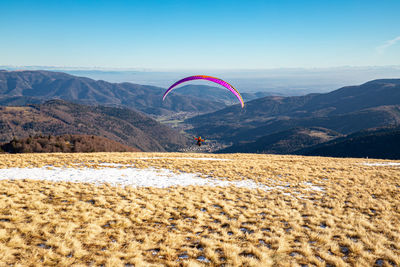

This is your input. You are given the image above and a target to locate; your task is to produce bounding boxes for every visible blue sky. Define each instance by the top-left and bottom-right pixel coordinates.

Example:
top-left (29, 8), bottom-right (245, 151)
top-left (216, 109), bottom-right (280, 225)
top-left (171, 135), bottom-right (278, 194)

top-left (1, 0), bottom-right (399, 69)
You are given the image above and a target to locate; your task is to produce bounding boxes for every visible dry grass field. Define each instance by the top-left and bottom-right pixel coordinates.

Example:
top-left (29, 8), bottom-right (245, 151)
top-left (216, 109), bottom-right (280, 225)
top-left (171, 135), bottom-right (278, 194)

top-left (0, 152), bottom-right (399, 266)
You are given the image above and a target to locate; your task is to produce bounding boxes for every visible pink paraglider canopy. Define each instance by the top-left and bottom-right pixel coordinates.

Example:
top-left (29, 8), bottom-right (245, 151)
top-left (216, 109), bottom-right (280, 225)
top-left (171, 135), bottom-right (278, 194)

top-left (162, 75), bottom-right (244, 108)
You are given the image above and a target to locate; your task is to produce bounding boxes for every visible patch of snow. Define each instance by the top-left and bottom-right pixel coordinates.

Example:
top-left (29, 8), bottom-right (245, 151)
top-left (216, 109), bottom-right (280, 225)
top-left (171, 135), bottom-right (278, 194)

top-left (136, 157), bottom-right (232, 161)
top-left (75, 162), bottom-right (133, 168)
top-left (362, 162), bottom-right (400, 166)
top-left (0, 166), bottom-right (277, 191)
top-left (303, 181), bottom-right (325, 191)
top-left (0, 165), bottom-right (323, 198)
top-left (97, 163), bottom-right (131, 167)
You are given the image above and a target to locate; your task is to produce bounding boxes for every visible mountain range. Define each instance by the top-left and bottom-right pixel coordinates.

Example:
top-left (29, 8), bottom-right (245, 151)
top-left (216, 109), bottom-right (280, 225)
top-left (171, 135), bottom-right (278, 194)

top-left (187, 79), bottom-right (400, 144)
top-left (0, 70), bottom-right (229, 116)
top-left (0, 70), bottom-right (265, 117)
top-left (0, 70), bottom-right (399, 158)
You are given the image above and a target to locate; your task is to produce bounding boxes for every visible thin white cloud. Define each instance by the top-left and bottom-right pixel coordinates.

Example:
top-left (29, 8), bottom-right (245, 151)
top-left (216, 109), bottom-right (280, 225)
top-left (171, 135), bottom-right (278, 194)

top-left (377, 36), bottom-right (400, 54)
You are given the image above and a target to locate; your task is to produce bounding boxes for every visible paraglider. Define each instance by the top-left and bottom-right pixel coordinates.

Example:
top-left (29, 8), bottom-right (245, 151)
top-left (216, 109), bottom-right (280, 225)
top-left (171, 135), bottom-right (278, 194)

top-left (194, 136), bottom-right (205, 146)
top-left (162, 75), bottom-right (245, 108)
top-left (163, 75), bottom-right (243, 150)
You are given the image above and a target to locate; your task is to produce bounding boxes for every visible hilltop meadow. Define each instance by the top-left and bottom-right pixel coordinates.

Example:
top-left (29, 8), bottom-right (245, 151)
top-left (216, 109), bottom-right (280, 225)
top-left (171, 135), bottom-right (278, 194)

top-left (0, 152), bottom-right (399, 266)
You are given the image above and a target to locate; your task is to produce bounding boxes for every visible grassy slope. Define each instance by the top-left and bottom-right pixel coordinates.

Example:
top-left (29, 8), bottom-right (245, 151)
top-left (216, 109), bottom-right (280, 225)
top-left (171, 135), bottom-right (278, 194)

top-left (0, 152), bottom-right (399, 266)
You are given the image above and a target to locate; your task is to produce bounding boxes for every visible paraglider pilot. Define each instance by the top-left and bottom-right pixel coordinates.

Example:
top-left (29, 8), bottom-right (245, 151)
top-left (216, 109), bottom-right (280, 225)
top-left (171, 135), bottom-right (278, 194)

top-left (194, 136), bottom-right (205, 146)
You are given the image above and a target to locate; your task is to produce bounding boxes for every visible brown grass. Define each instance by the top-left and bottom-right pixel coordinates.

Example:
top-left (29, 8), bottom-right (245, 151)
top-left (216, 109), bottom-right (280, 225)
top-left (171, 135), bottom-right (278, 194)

top-left (0, 152), bottom-right (399, 266)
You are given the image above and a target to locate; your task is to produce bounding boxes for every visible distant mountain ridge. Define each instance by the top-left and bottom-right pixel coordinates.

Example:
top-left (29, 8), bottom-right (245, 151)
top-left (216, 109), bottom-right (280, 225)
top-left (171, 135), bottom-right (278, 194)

top-left (300, 79), bottom-right (400, 115)
top-left (0, 70), bottom-right (232, 116)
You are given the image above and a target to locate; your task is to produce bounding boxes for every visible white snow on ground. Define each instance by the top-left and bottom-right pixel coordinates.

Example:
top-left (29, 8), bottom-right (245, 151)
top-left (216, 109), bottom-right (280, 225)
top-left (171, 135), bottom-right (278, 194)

top-left (362, 162), bottom-right (400, 166)
top-left (136, 157), bottom-right (232, 161)
top-left (74, 163), bottom-right (133, 167)
top-left (0, 166), bottom-right (274, 190)
top-left (0, 165), bottom-right (323, 197)
top-left (303, 182), bottom-right (325, 191)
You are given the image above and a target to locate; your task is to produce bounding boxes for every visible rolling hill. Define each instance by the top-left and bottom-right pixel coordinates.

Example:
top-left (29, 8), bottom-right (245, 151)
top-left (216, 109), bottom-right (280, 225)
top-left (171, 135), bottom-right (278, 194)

top-left (0, 100), bottom-right (190, 152)
top-left (217, 127), bottom-right (342, 154)
top-left (0, 134), bottom-right (139, 153)
top-left (296, 125), bottom-right (400, 159)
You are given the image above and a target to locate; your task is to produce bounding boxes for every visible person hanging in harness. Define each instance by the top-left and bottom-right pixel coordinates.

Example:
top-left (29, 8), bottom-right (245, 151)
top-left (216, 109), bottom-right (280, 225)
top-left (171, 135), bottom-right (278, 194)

top-left (194, 136), bottom-right (205, 146)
